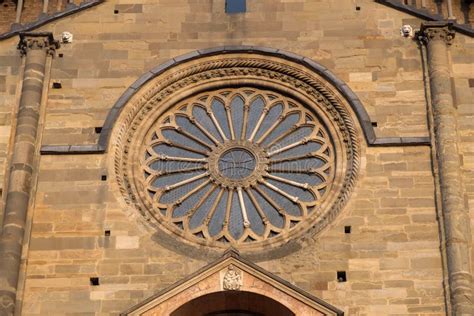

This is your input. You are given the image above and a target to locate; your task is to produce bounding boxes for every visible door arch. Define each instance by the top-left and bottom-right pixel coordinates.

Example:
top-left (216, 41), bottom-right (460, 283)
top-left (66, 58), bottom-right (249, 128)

top-left (170, 291), bottom-right (294, 316)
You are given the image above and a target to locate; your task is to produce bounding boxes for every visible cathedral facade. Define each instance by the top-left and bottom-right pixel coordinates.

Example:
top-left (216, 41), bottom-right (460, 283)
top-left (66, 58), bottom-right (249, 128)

top-left (0, 0), bottom-right (473, 315)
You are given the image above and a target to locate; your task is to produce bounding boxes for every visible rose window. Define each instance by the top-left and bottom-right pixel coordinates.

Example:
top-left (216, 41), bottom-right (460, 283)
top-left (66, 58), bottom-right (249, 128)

top-left (142, 88), bottom-right (335, 244)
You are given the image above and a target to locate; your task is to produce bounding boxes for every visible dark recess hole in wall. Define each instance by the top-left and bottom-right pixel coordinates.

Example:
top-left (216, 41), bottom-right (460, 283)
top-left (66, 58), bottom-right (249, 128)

top-left (95, 127), bottom-right (102, 134)
top-left (90, 277), bottom-right (100, 286)
top-left (114, 9), bottom-right (119, 14)
top-left (344, 226), bottom-right (351, 234)
top-left (337, 271), bottom-right (347, 282)
top-left (104, 230), bottom-right (111, 236)
top-left (101, 175), bottom-right (107, 181)
top-left (372, 122), bottom-right (378, 127)
top-left (52, 81), bottom-right (62, 89)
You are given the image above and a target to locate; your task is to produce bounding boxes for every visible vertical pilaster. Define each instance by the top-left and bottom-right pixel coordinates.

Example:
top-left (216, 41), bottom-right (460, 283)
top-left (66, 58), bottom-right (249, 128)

top-left (0, 32), bottom-right (58, 315)
top-left (419, 22), bottom-right (473, 315)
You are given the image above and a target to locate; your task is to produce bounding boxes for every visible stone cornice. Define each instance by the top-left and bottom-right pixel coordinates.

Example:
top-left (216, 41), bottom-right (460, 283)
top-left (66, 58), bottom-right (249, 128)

top-left (418, 22), bottom-right (456, 45)
top-left (17, 32), bottom-right (60, 56)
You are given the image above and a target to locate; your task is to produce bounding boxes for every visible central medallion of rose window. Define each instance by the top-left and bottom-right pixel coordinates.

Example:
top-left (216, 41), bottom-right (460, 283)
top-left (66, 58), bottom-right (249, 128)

top-left (218, 148), bottom-right (256, 180)
top-left (143, 88), bottom-right (335, 245)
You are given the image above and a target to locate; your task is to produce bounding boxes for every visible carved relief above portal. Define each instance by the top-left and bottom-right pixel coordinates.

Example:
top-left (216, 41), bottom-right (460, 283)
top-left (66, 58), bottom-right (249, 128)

top-left (222, 264), bottom-right (243, 291)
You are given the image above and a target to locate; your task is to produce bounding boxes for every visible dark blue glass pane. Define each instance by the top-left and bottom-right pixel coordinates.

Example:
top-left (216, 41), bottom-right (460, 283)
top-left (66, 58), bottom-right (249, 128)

top-left (226, 0), bottom-right (246, 13)
top-left (208, 191), bottom-right (229, 237)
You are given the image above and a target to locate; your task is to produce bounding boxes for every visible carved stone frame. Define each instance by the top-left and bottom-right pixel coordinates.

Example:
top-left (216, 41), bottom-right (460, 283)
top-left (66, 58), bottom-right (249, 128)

top-left (110, 52), bottom-right (361, 258)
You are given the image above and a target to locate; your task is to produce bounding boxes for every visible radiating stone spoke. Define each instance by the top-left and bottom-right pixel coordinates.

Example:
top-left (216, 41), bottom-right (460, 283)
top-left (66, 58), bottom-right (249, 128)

top-left (150, 166), bottom-right (207, 176)
top-left (207, 108), bottom-right (228, 141)
top-left (253, 185), bottom-right (286, 217)
top-left (173, 179), bottom-right (211, 206)
top-left (223, 189), bottom-right (234, 229)
top-left (171, 126), bottom-right (214, 149)
top-left (204, 188), bottom-right (225, 225)
top-left (265, 173), bottom-right (309, 189)
top-left (241, 103), bottom-right (250, 140)
top-left (237, 188), bottom-right (250, 228)
top-left (269, 151), bottom-right (328, 164)
top-left (265, 124), bottom-right (314, 148)
top-left (162, 140), bottom-right (209, 156)
top-left (188, 115), bottom-right (221, 145)
top-left (267, 138), bottom-right (310, 156)
top-left (245, 188), bottom-right (269, 224)
top-left (248, 107), bottom-right (268, 141)
top-left (164, 172), bottom-right (209, 192)
top-left (256, 114), bottom-right (285, 144)
top-left (225, 105), bottom-right (236, 140)
top-left (261, 180), bottom-right (299, 203)
top-left (185, 184), bottom-right (217, 219)
top-left (156, 154), bottom-right (207, 163)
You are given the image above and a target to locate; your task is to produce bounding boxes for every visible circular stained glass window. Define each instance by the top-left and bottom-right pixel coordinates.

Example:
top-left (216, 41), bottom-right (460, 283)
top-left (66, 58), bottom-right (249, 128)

top-left (142, 88), bottom-right (335, 244)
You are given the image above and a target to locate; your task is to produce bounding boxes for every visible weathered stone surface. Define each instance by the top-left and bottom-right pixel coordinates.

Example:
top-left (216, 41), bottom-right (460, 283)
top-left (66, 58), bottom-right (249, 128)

top-left (419, 21), bottom-right (474, 315)
top-left (0, 1), bottom-right (471, 315)
top-left (0, 32), bottom-right (58, 315)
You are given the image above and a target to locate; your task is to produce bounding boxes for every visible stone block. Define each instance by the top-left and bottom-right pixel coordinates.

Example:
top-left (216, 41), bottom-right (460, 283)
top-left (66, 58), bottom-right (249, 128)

top-left (380, 258), bottom-right (409, 270)
top-left (115, 236), bottom-right (139, 249)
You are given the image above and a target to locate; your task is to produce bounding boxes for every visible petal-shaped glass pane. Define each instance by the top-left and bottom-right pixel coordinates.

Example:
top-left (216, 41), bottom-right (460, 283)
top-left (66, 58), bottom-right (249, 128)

top-left (230, 96), bottom-right (245, 139)
top-left (253, 102), bottom-right (283, 141)
top-left (192, 105), bottom-right (224, 142)
top-left (211, 98), bottom-right (231, 139)
top-left (245, 96), bottom-right (265, 139)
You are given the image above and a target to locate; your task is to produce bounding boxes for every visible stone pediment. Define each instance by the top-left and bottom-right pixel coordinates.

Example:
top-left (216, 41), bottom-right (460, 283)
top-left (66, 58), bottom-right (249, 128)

top-left (121, 250), bottom-right (343, 316)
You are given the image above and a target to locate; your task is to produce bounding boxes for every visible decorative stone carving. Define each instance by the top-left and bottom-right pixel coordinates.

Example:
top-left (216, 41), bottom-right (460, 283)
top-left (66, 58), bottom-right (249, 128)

top-left (111, 53), bottom-right (360, 256)
top-left (222, 264), bottom-right (243, 291)
top-left (17, 32), bottom-right (60, 56)
top-left (142, 88), bottom-right (335, 244)
top-left (400, 24), bottom-right (414, 38)
top-left (61, 31), bottom-right (73, 43)
top-left (418, 22), bottom-right (455, 45)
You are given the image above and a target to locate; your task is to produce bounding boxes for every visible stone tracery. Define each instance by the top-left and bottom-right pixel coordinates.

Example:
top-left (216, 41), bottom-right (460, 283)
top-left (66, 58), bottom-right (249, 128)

top-left (143, 88), bottom-right (334, 244)
top-left (112, 53), bottom-right (360, 254)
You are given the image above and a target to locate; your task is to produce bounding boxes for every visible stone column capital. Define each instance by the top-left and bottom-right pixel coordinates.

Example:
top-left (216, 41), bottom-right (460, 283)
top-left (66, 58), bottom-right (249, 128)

top-left (418, 21), bottom-right (455, 45)
top-left (17, 32), bottom-right (60, 56)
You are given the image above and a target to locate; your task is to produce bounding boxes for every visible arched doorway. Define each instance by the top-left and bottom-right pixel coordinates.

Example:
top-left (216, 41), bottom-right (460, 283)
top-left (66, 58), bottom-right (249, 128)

top-left (170, 291), bottom-right (295, 316)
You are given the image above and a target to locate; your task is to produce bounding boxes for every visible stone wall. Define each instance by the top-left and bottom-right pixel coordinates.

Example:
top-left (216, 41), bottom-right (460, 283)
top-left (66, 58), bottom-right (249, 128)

top-left (0, 0), bottom-right (472, 315)
top-left (0, 35), bottom-right (20, 227)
